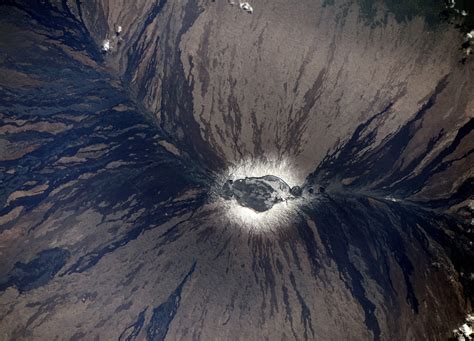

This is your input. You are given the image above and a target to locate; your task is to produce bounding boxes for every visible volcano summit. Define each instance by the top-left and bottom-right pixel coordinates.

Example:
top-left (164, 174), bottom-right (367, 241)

top-left (221, 175), bottom-right (302, 212)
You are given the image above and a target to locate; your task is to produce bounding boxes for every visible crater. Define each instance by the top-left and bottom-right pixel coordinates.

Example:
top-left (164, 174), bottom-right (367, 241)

top-left (221, 175), bottom-right (301, 212)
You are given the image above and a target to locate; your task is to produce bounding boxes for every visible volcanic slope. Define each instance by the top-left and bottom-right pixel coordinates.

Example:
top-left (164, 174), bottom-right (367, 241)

top-left (0, 1), bottom-right (472, 340)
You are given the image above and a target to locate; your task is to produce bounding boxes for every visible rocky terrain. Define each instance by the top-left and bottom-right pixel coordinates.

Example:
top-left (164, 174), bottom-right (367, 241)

top-left (0, 0), bottom-right (472, 340)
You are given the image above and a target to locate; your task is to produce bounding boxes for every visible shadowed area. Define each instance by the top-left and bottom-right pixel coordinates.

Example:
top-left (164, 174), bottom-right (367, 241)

top-left (0, 1), bottom-right (473, 340)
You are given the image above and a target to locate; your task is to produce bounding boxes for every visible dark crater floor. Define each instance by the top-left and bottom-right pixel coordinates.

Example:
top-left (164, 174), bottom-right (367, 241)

top-left (221, 175), bottom-right (302, 212)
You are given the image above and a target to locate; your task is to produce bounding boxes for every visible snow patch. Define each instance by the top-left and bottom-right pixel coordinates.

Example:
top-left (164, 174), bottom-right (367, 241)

top-left (212, 158), bottom-right (307, 232)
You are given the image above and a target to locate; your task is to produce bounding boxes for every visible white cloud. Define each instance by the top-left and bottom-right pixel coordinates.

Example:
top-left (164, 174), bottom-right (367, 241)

top-left (101, 39), bottom-right (111, 52)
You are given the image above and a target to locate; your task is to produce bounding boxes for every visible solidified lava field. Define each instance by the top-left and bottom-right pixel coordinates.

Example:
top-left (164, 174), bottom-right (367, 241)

top-left (0, 1), bottom-right (473, 340)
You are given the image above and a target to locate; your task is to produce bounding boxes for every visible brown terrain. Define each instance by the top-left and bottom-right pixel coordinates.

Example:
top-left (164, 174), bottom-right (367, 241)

top-left (0, 0), bottom-right (472, 340)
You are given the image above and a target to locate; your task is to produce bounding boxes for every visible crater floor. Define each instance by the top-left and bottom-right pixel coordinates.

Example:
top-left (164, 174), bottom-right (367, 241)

top-left (221, 175), bottom-right (301, 212)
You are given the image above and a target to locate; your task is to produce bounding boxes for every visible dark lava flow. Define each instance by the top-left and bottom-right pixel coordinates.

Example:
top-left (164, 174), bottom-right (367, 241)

top-left (0, 1), bottom-right (473, 341)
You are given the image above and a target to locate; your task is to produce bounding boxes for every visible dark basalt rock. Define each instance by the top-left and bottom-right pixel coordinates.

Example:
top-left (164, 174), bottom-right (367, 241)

top-left (290, 186), bottom-right (303, 196)
top-left (221, 175), bottom-right (301, 212)
top-left (0, 248), bottom-right (70, 293)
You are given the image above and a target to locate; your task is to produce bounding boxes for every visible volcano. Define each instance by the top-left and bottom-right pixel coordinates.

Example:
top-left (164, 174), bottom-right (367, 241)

top-left (0, 0), bottom-right (473, 340)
